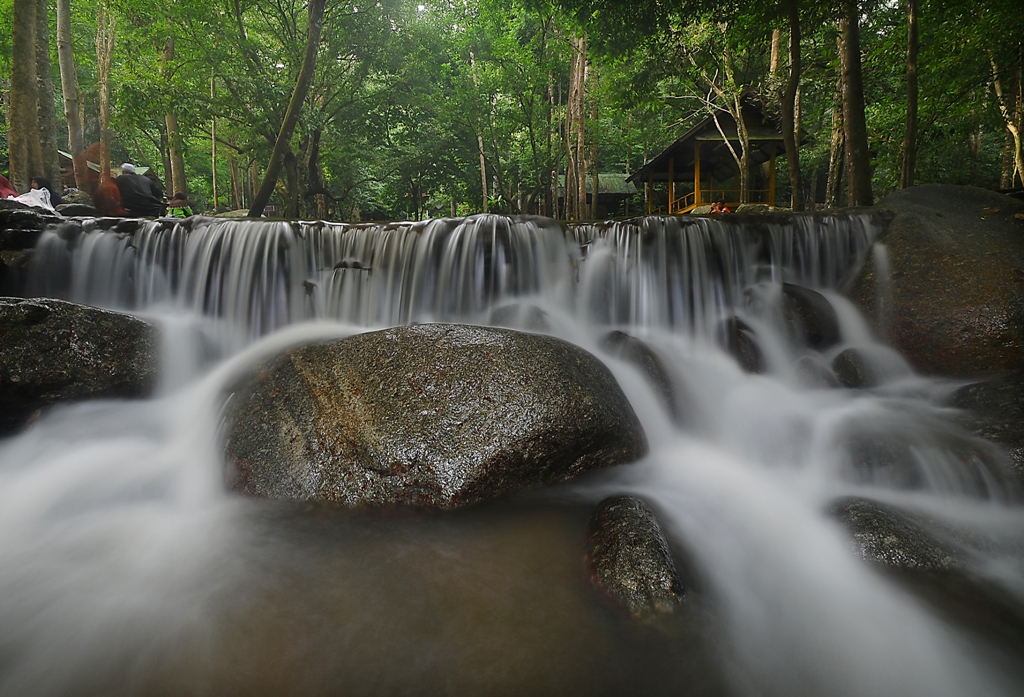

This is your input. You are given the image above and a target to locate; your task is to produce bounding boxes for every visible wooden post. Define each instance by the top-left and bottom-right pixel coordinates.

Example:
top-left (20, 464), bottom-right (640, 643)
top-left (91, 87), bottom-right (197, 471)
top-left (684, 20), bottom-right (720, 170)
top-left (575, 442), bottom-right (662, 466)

top-left (768, 142), bottom-right (777, 205)
top-left (646, 170), bottom-right (653, 215)
top-left (694, 143), bottom-right (701, 207)
top-left (668, 157), bottom-right (675, 214)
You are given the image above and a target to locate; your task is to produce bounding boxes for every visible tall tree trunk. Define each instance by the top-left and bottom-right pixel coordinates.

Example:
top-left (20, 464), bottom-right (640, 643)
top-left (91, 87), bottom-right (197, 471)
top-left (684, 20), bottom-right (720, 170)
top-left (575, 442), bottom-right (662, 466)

top-left (161, 39), bottom-right (187, 196)
top-left (211, 74), bottom-right (218, 207)
top-left (9, 0), bottom-right (39, 192)
top-left (96, 1), bottom-right (115, 184)
top-left (248, 0), bottom-right (327, 217)
top-left (283, 150), bottom-right (299, 218)
top-left (57, 0), bottom-right (87, 189)
top-left (782, 0), bottom-right (804, 210)
top-left (900, 0), bottom-right (919, 188)
top-left (991, 50), bottom-right (1023, 188)
top-left (1003, 130), bottom-right (1016, 189)
top-left (826, 72), bottom-right (845, 207)
top-left (36, 0), bottom-right (61, 187)
top-left (839, 2), bottom-right (873, 206)
top-left (469, 51), bottom-right (488, 213)
top-left (589, 88), bottom-right (599, 219)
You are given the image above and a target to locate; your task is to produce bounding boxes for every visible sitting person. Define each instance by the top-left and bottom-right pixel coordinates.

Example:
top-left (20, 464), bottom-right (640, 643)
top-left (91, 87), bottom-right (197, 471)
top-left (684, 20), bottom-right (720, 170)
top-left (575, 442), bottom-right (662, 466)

top-left (0, 173), bottom-right (17, 199)
top-left (166, 192), bottom-right (194, 218)
top-left (30, 176), bottom-right (62, 207)
top-left (710, 199), bottom-right (730, 214)
top-left (114, 163), bottom-right (164, 217)
top-left (93, 180), bottom-right (127, 217)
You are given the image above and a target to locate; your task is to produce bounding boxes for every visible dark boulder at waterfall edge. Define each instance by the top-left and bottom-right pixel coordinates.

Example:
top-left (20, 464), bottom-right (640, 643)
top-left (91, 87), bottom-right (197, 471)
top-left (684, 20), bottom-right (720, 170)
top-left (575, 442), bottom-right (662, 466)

top-left (0, 297), bottom-right (159, 433)
top-left (585, 496), bottom-right (685, 623)
top-left (224, 323), bottom-right (648, 509)
top-left (846, 184), bottom-right (1024, 378)
top-left (601, 330), bottom-right (682, 424)
top-left (716, 317), bottom-right (765, 373)
top-left (948, 371), bottom-right (1024, 487)
top-left (781, 283), bottom-right (840, 351)
top-left (831, 347), bottom-right (880, 388)
top-left (830, 496), bottom-right (1024, 654)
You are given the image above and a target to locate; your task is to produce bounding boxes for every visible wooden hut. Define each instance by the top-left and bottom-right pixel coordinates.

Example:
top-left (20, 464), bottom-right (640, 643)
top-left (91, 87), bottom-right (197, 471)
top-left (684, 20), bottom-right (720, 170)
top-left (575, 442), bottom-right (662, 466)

top-left (629, 98), bottom-right (784, 214)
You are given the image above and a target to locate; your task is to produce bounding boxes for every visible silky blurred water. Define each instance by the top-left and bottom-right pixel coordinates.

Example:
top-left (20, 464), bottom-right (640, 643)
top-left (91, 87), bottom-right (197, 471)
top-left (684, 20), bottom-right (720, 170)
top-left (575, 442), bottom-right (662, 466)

top-left (2, 213), bottom-right (1022, 695)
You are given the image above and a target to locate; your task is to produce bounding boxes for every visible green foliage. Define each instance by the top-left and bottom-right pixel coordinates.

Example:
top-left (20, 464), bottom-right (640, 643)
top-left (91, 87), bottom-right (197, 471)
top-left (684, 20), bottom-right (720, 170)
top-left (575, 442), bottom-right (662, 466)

top-left (0, 0), bottom-right (1018, 215)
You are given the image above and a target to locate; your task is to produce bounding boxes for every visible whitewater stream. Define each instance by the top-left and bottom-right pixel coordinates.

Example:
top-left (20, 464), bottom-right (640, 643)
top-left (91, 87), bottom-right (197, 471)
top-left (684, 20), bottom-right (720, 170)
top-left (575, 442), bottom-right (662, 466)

top-left (2, 213), bottom-right (1023, 695)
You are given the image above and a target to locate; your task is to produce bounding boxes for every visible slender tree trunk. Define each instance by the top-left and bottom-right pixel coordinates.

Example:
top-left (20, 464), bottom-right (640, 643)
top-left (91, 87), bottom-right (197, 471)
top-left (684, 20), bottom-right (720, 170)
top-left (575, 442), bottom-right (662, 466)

top-left (211, 74), bottom-right (218, 207)
top-left (57, 0), bottom-right (87, 189)
top-left (469, 51), bottom-right (488, 213)
top-left (36, 0), bottom-right (61, 187)
top-left (840, 3), bottom-right (873, 206)
top-left (161, 39), bottom-right (187, 196)
top-left (826, 72), bottom-right (845, 207)
top-left (248, 0), bottom-right (327, 217)
top-left (230, 154), bottom-right (241, 209)
top-left (283, 150), bottom-right (299, 218)
top-left (900, 0), bottom-right (919, 188)
top-left (782, 0), bottom-right (804, 210)
top-left (1003, 130), bottom-right (1016, 188)
top-left (96, 1), bottom-right (115, 184)
top-left (991, 49), bottom-right (1023, 188)
top-left (159, 122), bottom-right (172, 191)
top-left (589, 92), bottom-right (599, 219)
top-left (9, 0), bottom-right (39, 192)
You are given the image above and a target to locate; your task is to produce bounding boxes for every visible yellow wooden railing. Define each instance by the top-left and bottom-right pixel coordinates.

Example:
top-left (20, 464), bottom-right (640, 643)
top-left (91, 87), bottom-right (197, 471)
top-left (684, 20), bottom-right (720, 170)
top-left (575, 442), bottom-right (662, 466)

top-left (668, 188), bottom-right (772, 214)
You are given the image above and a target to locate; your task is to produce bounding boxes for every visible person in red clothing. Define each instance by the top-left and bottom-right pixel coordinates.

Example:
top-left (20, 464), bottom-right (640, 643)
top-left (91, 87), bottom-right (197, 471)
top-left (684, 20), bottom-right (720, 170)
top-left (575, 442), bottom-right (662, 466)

top-left (0, 173), bottom-right (17, 199)
top-left (93, 180), bottom-right (127, 216)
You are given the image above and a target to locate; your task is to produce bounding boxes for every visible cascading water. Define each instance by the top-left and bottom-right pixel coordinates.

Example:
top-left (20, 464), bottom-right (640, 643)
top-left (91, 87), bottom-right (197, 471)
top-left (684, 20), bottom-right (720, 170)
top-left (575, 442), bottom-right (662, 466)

top-left (4, 212), bottom-right (1023, 695)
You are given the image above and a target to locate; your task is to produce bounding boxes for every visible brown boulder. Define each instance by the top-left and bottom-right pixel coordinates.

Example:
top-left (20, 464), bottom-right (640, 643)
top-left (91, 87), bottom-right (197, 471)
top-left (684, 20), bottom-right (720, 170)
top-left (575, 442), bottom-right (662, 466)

top-left (224, 323), bottom-right (648, 509)
top-left (846, 185), bottom-right (1024, 378)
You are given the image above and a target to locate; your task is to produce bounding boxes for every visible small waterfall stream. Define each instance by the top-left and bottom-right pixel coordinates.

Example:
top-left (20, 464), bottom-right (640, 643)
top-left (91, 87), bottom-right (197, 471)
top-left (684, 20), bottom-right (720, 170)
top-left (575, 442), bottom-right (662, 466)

top-left (4, 212), bottom-right (1023, 695)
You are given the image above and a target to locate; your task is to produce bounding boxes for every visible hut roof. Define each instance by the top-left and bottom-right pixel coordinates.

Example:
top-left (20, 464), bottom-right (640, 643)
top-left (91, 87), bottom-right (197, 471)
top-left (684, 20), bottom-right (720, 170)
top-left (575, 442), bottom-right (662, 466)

top-left (628, 98), bottom-right (784, 185)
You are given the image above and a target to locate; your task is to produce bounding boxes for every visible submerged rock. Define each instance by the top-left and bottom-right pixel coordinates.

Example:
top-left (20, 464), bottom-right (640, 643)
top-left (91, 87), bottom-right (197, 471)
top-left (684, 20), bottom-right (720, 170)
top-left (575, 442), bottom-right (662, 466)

top-left (601, 330), bottom-right (681, 423)
top-left (0, 297), bottom-right (159, 432)
top-left (781, 283), bottom-right (840, 350)
top-left (795, 355), bottom-right (840, 389)
top-left (847, 185), bottom-right (1024, 378)
top-left (585, 496), bottom-right (685, 622)
top-left (717, 317), bottom-right (764, 373)
top-left (830, 496), bottom-right (1024, 651)
top-left (224, 323), bottom-right (648, 509)
top-left (488, 303), bottom-right (550, 331)
top-left (832, 348), bottom-right (879, 388)
top-left (948, 371), bottom-right (1024, 486)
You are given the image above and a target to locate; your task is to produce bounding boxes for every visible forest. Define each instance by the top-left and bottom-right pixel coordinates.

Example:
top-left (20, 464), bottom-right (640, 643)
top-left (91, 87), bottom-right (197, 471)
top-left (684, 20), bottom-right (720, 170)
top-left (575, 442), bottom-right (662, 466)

top-left (1, 0), bottom-right (1022, 221)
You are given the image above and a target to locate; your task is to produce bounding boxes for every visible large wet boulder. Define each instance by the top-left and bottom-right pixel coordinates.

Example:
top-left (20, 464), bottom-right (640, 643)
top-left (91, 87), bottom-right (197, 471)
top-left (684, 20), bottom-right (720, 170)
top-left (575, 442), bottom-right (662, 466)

top-left (847, 185), bottom-right (1024, 378)
top-left (948, 372), bottom-right (1024, 485)
top-left (224, 323), bottom-right (648, 509)
top-left (716, 317), bottom-right (765, 373)
top-left (585, 496), bottom-right (685, 622)
top-left (0, 297), bottom-right (159, 432)
top-left (830, 496), bottom-right (1024, 651)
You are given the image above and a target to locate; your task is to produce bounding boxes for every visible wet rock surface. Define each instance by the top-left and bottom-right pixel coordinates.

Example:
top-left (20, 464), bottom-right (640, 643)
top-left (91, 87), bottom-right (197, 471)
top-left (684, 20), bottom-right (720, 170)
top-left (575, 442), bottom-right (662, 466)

top-left (55, 203), bottom-right (99, 217)
top-left (847, 185), bottom-right (1024, 378)
top-left (717, 317), bottom-right (764, 373)
top-left (224, 323), bottom-right (648, 509)
top-left (832, 347), bottom-right (879, 388)
top-left (0, 297), bottom-right (159, 432)
top-left (601, 330), bottom-right (681, 423)
top-left (830, 497), bottom-right (965, 570)
top-left (585, 496), bottom-right (685, 622)
top-left (948, 371), bottom-right (1024, 485)
top-left (781, 283), bottom-right (840, 350)
top-left (831, 496), bottom-right (1024, 653)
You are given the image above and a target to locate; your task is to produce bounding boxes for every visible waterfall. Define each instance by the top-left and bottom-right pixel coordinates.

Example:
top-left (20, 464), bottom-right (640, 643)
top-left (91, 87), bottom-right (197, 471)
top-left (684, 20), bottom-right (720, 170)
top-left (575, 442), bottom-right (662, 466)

top-left (5, 212), bottom-right (1023, 696)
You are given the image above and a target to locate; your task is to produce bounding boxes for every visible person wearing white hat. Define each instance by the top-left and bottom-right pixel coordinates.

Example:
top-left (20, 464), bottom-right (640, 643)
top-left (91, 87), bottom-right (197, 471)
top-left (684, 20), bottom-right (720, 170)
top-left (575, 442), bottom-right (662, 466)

top-left (115, 163), bottom-right (164, 216)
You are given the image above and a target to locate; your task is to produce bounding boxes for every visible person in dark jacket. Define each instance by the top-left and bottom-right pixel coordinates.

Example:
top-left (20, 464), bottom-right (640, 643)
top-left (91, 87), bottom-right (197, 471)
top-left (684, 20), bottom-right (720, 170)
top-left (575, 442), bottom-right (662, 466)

top-left (30, 176), bottom-right (62, 207)
top-left (115, 163), bottom-right (165, 217)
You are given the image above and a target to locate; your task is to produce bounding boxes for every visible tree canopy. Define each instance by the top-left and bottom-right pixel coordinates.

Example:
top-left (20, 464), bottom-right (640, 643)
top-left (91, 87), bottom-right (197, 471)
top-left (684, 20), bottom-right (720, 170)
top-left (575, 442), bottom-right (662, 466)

top-left (1, 0), bottom-right (1021, 219)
